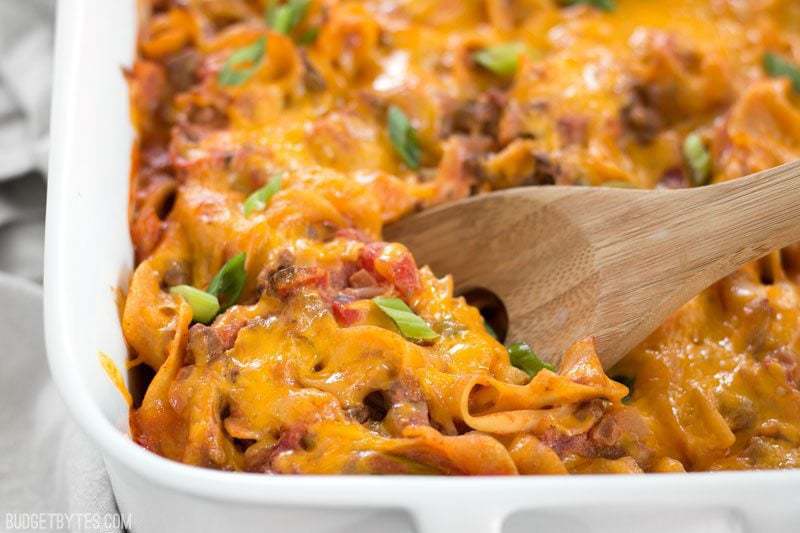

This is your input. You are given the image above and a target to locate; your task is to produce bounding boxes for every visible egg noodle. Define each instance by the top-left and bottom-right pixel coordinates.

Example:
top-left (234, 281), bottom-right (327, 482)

top-left (125, 0), bottom-right (800, 474)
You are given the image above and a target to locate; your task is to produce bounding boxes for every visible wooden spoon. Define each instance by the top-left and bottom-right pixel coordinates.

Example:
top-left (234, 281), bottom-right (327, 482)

top-left (384, 160), bottom-right (800, 369)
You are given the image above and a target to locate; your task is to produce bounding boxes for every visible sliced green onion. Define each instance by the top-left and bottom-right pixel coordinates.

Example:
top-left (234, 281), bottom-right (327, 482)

top-left (473, 42), bottom-right (525, 77)
top-left (373, 296), bottom-right (438, 343)
top-left (763, 52), bottom-right (800, 92)
top-left (387, 105), bottom-right (421, 170)
top-left (243, 174), bottom-right (282, 216)
top-left (218, 37), bottom-right (267, 87)
top-left (507, 342), bottom-right (554, 378)
top-left (683, 133), bottom-right (711, 186)
top-left (271, 7), bottom-right (294, 34)
top-left (266, 0), bottom-right (311, 35)
top-left (207, 252), bottom-right (247, 311)
top-left (561, 0), bottom-right (616, 11)
top-left (170, 285), bottom-right (220, 324)
top-left (298, 26), bottom-right (320, 45)
top-left (612, 375), bottom-right (635, 404)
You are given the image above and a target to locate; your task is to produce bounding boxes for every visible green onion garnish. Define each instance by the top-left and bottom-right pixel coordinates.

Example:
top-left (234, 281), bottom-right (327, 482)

top-left (763, 52), bottom-right (800, 92)
top-left (683, 133), bottom-right (711, 186)
top-left (243, 174), bottom-right (282, 216)
top-left (373, 296), bottom-right (438, 343)
top-left (170, 285), bottom-right (220, 324)
top-left (218, 37), bottom-right (267, 87)
top-left (298, 26), bottom-right (320, 45)
top-left (207, 252), bottom-right (247, 311)
top-left (387, 105), bottom-right (421, 170)
top-left (507, 342), bottom-right (554, 377)
top-left (473, 42), bottom-right (525, 77)
top-left (561, 0), bottom-right (616, 11)
top-left (612, 375), bottom-right (635, 404)
top-left (266, 0), bottom-right (311, 35)
top-left (170, 253), bottom-right (247, 321)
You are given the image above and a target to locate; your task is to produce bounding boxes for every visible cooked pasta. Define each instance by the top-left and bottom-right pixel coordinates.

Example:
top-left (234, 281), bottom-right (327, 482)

top-left (125, 0), bottom-right (800, 474)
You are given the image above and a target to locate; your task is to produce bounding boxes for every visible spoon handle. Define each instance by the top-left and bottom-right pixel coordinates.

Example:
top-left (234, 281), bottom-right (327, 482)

top-left (664, 159), bottom-right (800, 284)
top-left (695, 159), bottom-right (800, 260)
top-left (593, 159), bottom-right (800, 361)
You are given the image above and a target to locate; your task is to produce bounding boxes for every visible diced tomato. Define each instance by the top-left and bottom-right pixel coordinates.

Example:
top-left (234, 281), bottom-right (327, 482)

top-left (390, 254), bottom-right (421, 296)
top-left (332, 301), bottom-right (366, 326)
top-left (357, 241), bottom-right (421, 297)
top-left (357, 241), bottom-right (386, 273)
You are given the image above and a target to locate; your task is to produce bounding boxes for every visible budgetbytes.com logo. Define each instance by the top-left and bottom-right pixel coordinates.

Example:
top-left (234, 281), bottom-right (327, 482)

top-left (4, 512), bottom-right (133, 532)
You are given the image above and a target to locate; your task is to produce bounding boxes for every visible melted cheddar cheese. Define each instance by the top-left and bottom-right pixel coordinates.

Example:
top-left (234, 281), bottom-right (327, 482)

top-left (126, 0), bottom-right (800, 474)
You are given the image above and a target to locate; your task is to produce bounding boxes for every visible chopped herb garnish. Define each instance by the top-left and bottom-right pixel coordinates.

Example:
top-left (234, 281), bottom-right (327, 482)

top-left (683, 133), bottom-right (711, 186)
top-left (266, 0), bottom-right (311, 35)
top-left (243, 174), bottom-right (282, 216)
top-left (169, 253), bottom-right (247, 321)
top-left (763, 52), bottom-right (800, 92)
top-left (561, 0), bottom-right (616, 11)
top-left (299, 26), bottom-right (320, 45)
top-left (613, 375), bottom-right (635, 404)
top-left (207, 252), bottom-right (247, 311)
top-left (218, 37), bottom-right (267, 87)
top-left (271, 7), bottom-right (294, 34)
top-left (387, 105), bottom-right (421, 170)
top-left (507, 342), bottom-right (554, 378)
top-left (170, 285), bottom-right (220, 324)
top-left (473, 42), bottom-right (525, 77)
top-left (373, 296), bottom-right (438, 343)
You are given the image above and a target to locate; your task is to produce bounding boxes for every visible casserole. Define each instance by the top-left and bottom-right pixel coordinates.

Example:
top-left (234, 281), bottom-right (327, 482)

top-left (45, 0), bottom-right (800, 531)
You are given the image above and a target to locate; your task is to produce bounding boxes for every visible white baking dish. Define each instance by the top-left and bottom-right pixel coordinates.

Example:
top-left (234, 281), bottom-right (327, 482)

top-left (43, 1), bottom-right (800, 532)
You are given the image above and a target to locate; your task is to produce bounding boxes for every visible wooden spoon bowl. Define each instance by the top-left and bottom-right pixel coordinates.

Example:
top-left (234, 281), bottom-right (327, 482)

top-left (385, 160), bottom-right (800, 369)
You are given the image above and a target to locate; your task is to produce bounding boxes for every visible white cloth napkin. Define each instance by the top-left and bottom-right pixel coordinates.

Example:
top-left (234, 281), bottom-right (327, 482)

top-left (0, 0), bottom-right (52, 178)
top-left (0, 274), bottom-right (121, 532)
top-left (0, 0), bottom-right (52, 281)
top-left (0, 2), bottom-right (122, 531)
